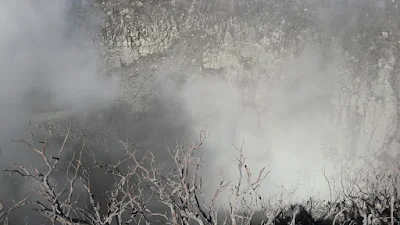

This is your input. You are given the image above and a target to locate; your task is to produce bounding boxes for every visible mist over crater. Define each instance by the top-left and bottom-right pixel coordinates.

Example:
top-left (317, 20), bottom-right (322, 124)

top-left (1, 0), bottom-right (400, 223)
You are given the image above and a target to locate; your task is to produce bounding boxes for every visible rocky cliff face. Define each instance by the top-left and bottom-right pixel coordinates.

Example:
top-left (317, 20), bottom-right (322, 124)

top-left (39, 0), bottom-right (400, 176)
top-left (88, 0), bottom-right (400, 166)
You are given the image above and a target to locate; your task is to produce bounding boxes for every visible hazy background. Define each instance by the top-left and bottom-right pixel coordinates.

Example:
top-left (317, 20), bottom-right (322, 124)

top-left (0, 0), bottom-right (119, 220)
top-left (0, 0), bottom-right (398, 222)
top-left (158, 45), bottom-right (343, 205)
top-left (0, 0), bottom-right (119, 151)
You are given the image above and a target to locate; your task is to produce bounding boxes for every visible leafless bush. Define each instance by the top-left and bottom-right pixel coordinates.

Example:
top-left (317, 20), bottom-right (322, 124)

top-left (333, 164), bottom-right (400, 225)
top-left (0, 126), bottom-right (270, 225)
top-left (3, 124), bottom-right (400, 225)
top-left (296, 164), bottom-right (400, 225)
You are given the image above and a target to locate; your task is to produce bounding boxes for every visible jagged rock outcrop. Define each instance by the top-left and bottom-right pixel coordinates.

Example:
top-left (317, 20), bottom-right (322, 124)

top-left (38, 0), bottom-right (400, 169)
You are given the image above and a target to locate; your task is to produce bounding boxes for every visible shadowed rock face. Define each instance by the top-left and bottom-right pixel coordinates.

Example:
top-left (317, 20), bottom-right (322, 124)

top-left (13, 0), bottom-right (396, 198)
top-left (15, 0), bottom-right (399, 210)
top-left (38, 0), bottom-right (400, 169)
top-left (2, 1), bottom-right (400, 224)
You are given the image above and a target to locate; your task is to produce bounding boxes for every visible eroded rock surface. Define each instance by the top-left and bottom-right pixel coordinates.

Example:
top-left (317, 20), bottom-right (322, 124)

top-left (39, 0), bottom-right (400, 170)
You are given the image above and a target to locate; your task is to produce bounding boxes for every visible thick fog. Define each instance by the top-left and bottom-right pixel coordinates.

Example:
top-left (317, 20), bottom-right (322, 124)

top-left (158, 45), bottom-right (342, 205)
top-left (0, 0), bottom-right (119, 209)
top-left (0, 0), bottom-right (397, 223)
top-left (0, 1), bottom-right (118, 146)
top-left (154, 0), bottom-right (394, 206)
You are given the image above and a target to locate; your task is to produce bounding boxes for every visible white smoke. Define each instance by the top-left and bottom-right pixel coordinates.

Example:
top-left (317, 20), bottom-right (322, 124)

top-left (0, 0), bottom-right (119, 131)
top-left (161, 45), bottom-right (344, 206)
top-left (0, 0), bottom-right (119, 179)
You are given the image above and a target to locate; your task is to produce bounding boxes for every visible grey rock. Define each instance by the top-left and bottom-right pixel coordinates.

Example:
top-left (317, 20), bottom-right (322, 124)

top-left (38, 0), bottom-right (400, 169)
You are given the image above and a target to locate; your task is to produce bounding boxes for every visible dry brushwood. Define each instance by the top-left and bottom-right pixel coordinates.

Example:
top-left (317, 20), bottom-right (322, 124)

top-left (0, 127), bottom-right (271, 225)
top-left (276, 164), bottom-right (400, 225)
top-left (3, 125), bottom-right (400, 225)
top-left (333, 165), bottom-right (400, 225)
